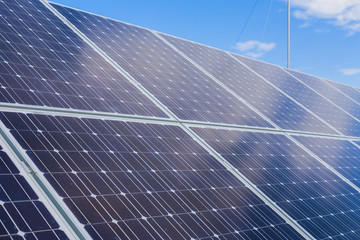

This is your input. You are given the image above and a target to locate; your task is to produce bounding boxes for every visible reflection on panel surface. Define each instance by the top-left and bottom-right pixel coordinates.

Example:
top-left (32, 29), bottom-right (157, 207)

top-left (194, 127), bottom-right (360, 239)
top-left (51, 3), bottom-right (274, 128)
top-left (0, 113), bottom-right (303, 239)
top-left (0, 0), bottom-right (167, 117)
top-left (295, 136), bottom-right (360, 190)
top-left (160, 34), bottom-right (337, 135)
top-left (327, 80), bottom-right (360, 106)
top-left (0, 145), bottom-right (69, 239)
top-left (287, 70), bottom-right (360, 120)
top-left (235, 55), bottom-right (360, 137)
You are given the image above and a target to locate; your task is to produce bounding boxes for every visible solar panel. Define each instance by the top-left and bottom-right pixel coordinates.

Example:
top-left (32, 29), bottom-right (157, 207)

top-left (49, 3), bottom-right (275, 128)
top-left (0, 143), bottom-right (69, 239)
top-left (234, 55), bottom-right (360, 137)
top-left (193, 127), bottom-right (360, 239)
top-left (286, 70), bottom-right (360, 120)
top-left (159, 34), bottom-right (337, 135)
top-left (0, 0), bottom-right (168, 118)
top-left (0, 112), bottom-right (305, 239)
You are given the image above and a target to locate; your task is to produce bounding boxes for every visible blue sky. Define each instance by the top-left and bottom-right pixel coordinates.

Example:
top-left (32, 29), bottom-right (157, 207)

top-left (53, 0), bottom-right (360, 87)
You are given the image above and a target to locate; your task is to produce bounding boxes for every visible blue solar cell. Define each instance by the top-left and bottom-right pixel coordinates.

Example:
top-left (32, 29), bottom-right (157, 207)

top-left (50, 3), bottom-right (274, 128)
top-left (160, 34), bottom-right (337, 135)
top-left (0, 112), bottom-right (304, 240)
top-left (235, 55), bottom-right (360, 137)
top-left (0, 0), bottom-right (167, 118)
top-left (287, 69), bottom-right (360, 120)
top-left (193, 127), bottom-right (360, 239)
top-left (0, 146), bottom-right (69, 239)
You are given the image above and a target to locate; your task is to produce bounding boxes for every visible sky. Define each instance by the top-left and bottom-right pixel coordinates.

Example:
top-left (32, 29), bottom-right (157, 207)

top-left (52, 0), bottom-right (360, 87)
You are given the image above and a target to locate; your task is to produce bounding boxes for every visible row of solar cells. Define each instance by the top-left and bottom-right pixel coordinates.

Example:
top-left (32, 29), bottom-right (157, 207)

top-left (4, 111), bottom-right (360, 239)
top-left (1, 0), bottom-right (360, 137)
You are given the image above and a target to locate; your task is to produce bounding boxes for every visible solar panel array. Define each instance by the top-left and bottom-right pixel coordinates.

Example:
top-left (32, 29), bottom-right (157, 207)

top-left (0, 145), bottom-right (69, 239)
top-left (1, 0), bottom-right (360, 239)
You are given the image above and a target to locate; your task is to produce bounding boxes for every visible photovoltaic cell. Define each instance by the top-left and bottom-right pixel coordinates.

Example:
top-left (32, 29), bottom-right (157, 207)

top-left (235, 55), bottom-right (360, 137)
top-left (294, 136), bottom-right (360, 190)
top-left (160, 34), bottom-right (336, 135)
top-left (0, 145), bottom-right (68, 239)
top-left (287, 70), bottom-right (360, 120)
top-left (0, 0), bottom-right (167, 118)
top-left (0, 112), bottom-right (304, 240)
top-left (50, 3), bottom-right (274, 128)
top-left (193, 127), bottom-right (360, 239)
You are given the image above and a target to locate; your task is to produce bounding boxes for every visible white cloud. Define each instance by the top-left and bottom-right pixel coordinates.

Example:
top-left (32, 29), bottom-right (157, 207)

top-left (340, 68), bottom-right (360, 75)
top-left (235, 40), bottom-right (276, 58)
top-left (290, 0), bottom-right (360, 35)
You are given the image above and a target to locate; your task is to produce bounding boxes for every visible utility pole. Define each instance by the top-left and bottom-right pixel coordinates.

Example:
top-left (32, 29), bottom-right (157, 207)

top-left (287, 0), bottom-right (290, 68)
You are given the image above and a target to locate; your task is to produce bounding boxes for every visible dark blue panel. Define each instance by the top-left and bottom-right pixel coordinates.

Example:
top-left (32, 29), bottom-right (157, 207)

top-left (0, 0), bottom-right (167, 118)
top-left (0, 147), bottom-right (69, 239)
top-left (295, 136), bottom-right (360, 190)
top-left (160, 34), bottom-right (337, 135)
top-left (51, 3), bottom-right (274, 128)
top-left (193, 127), bottom-right (360, 239)
top-left (287, 69), bottom-right (360, 120)
top-left (0, 112), bottom-right (304, 240)
top-left (235, 55), bottom-right (360, 137)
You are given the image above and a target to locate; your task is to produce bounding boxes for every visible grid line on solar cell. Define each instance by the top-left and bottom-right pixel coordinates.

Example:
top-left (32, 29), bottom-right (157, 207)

top-left (294, 135), bottom-right (360, 193)
top-left (49, 2), bottom-right (276, 128)
top-left (327, 79), bottom-right (360, 105)
top-left (235, 54), bottom-right (360, 137)
top-left (40, 0), bottom-right (178, 122)
top-left (158, 32), bottom-right (338, 136)
top-left (0, 0), bottom-right (168, 118)
top-left (227, 54), bottom-right (343, 135)
top-left (193, 127), bottom-right (360, 239)
top-left (228, 54), bottom-right (343, 137)
top-left (321, 77), bottom-right (360, 106)
top-left (181, 127), bottom-right (315, 240)
top-left (287, 135), bottom-right (360, 199)
top-left (0, 139), bottom-right (71, 239)
top-left (0, 112), bottom-right (306, 240)
top-left (153, 32), bottom-right (279, 129)
top-left (285, 69), bottom-right (360, 123)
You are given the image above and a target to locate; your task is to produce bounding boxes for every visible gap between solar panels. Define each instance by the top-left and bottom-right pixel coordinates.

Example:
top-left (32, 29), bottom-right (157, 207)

top-left (1, 102), bottom-right (360, 142)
